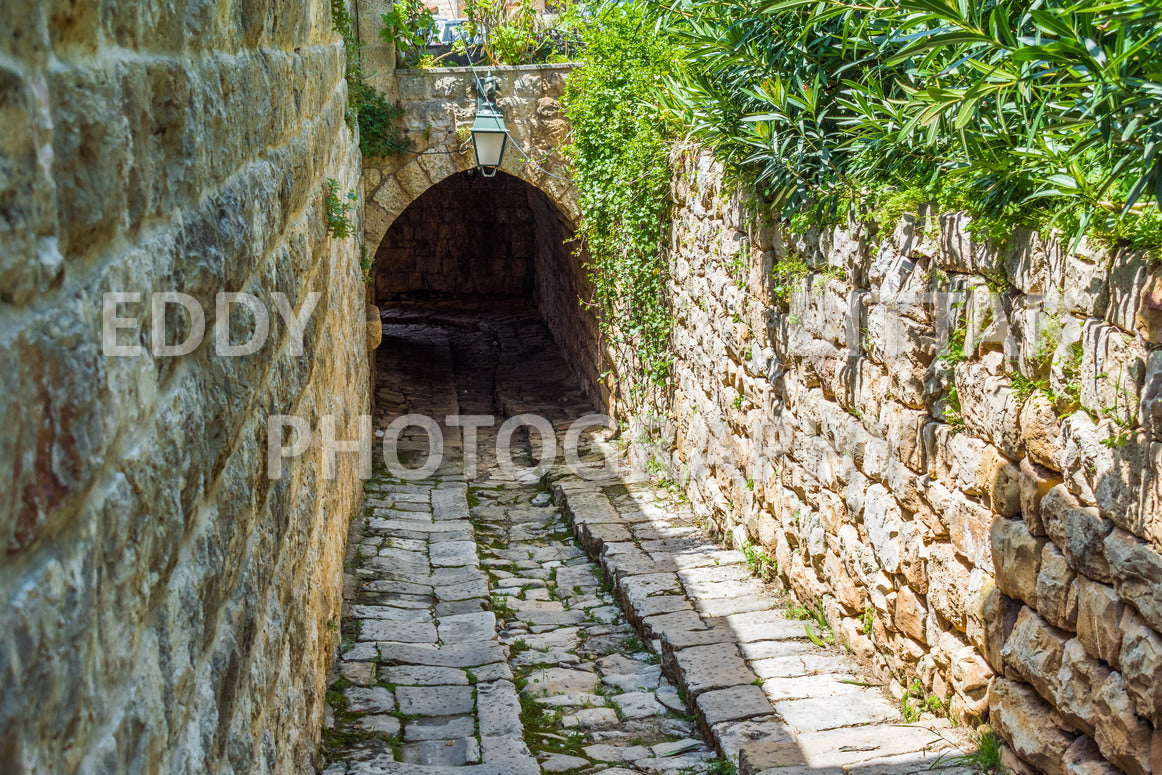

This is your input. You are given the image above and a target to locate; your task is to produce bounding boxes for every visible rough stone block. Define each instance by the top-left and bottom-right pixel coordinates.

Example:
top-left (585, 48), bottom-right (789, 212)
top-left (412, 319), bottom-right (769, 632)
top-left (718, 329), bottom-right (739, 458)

top-left (1090, 672), bottom-right (1154, 775)
top-left (1001, 607), bottom-right (1069, 701)
top-left (1044, 498), bottom-right (1114, 583)
top-left (969, 578), bottom-right (1020, 672)
top-left (990, 678), bottom-right (1077, 775)
top-left (1139, 350), bottom-right (1162, 437)
top-left (1075, 577), bottom-right (1125, 667)
top-left (1063, 735), bottom-right (1123, 775)
top-left (1020, 392), bottom-right (1065, 472)
top-left (991, 518), bottom-right (1044, 607)
top-left (926, 543), bottom-right (971, 632)
top-left (1078, 320), bottom-right (1146, 429)
top-left (956, 363), bottom-right (1023, 458)
top-left (1118, 605), bottom-right (1162, 726)
top-left (1019, 456), bottom-right (1061, 537)
top-left (1104, 527), bottom-right (1162, 631)
top-left (893, 585), bottom-right (927, 643)
top-left (1035, 544), bottom-right (1079, 632)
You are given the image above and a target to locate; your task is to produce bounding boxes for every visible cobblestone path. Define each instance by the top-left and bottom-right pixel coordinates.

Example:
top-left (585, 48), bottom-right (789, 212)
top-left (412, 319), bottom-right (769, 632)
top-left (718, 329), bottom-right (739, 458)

top-left (320, 304), bottom-right (975, 775)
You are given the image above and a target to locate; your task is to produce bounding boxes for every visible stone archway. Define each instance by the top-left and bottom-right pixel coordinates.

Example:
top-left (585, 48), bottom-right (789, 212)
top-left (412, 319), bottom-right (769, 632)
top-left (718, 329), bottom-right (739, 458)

top-left (364, 144), bottom-right (577, 259)
top-left (372, 170), bottom-right (540, 300)
top-left (360, 63), bottom-right (578, 257)
top-left (369, 165), bottom-right (601, 406)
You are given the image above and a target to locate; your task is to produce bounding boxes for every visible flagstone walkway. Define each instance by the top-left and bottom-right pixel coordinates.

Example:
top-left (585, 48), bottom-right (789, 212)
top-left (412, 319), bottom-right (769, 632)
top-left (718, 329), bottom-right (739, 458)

top-left (319, 303), bottom-right (975, 775)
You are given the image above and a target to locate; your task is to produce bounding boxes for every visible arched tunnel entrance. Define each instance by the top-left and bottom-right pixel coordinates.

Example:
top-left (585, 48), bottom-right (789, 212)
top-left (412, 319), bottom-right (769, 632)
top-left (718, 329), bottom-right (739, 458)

top-left (374, 170), bottom-right (541, 300)
top-left (370, 169), bottom-right (603, 421)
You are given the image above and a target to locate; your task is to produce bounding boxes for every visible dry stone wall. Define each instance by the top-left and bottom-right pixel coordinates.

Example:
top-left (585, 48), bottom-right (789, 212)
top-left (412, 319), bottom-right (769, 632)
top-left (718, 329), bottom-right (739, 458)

top-left (615, 147), bottom-right (1162, 774)
top-left (1, 2), bottom-right (367, 772)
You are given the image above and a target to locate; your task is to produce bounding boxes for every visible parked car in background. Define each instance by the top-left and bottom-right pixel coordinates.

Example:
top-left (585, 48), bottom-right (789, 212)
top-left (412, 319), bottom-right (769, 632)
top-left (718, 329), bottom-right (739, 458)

top-left (429, 17), bottom-right (479, 46)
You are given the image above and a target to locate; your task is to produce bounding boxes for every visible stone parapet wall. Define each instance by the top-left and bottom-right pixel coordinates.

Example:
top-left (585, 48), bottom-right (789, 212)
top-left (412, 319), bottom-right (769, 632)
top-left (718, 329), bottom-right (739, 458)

top-left (1, 2), bottom-right (367, 772)
top-left (616, 147), bottom-right (1162, 774)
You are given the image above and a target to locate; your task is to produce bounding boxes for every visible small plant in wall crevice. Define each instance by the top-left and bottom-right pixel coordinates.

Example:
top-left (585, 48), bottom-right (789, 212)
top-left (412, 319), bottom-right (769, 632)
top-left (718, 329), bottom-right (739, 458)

top-left (331, 0), bottom-right (410, 158)
top-left (325, 178), bottom-right (358, 240)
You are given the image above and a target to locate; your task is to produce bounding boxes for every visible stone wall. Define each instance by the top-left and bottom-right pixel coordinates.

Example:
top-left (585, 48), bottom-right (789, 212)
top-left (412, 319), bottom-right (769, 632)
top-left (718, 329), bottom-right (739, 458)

top-left (616, 147), bottom-right (1162, 774)
top-left (0, 2), bottom-right (368, 772)
top-left (528, 189), bottom-right (605, 406)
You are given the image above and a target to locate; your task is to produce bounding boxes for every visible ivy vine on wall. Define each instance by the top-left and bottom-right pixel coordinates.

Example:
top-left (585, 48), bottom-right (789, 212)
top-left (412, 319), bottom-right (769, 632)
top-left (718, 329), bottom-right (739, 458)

top-left (331, 0), bottom-right (410, 159)
top-left (561, 3), bottom-right (681, 392)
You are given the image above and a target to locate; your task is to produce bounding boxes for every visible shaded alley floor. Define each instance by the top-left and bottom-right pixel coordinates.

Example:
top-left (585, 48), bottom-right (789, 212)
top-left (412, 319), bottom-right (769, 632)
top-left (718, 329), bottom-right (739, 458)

top-left (320, 302), bottom-right (975, 775)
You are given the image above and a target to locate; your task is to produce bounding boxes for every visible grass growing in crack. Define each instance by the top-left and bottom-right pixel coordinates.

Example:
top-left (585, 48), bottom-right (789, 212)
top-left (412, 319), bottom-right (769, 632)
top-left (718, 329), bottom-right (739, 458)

top-left (740, 539), bottom-right (777, 582)
top-left (594, 566), bottom-right (614, 598)
top-left (326, 676), bottom-right (352, 709)
top-left (804, 621), bottom-right (833, 648)
top-left (339, 618), bottom-right (360, 653)
top-left (622, 634), bottom-right (645, 653)
top-left (788, 603), bottom-right (833, 647)
top-left (320, 677), bottom-right (402, 760)
top-left (319, 727), bottom-right (402, 761)
top-left (490, 594), bottom-right (514, 619)
top-left (935, 729), bottom-right (1006, 774)
top-left (518, 693), bottom-right (586, 756)
top-left (704, 757), bottom-right (738, 775)
top-left (860, 606), bottom-right (874, 635)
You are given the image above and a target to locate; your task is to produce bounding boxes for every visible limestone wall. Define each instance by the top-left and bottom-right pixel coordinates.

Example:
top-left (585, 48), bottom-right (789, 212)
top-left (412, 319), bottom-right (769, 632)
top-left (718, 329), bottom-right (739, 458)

top-left (527, 189), bottom-right (605, 407)
top-left (0, 2), bottom-right (368, 772)
top-left (617, 147), bottom-right (1162, 774)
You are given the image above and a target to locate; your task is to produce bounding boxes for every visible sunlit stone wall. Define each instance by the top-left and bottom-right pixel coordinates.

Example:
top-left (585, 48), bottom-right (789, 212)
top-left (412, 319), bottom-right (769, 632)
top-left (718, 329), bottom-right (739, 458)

top-left (0, 2), bottom-right (368, 771)
top-left (616, 146), bottom-right (1162, 775)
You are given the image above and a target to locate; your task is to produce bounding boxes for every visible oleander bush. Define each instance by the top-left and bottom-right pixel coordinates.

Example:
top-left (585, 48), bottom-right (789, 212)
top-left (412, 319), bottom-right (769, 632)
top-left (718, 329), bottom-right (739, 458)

top-left (657, 0), bottom-right (1162, 247)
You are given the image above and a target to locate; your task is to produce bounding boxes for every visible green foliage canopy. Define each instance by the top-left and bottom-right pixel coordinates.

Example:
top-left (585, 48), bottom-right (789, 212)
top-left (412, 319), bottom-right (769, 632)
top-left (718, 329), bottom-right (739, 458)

top-left (659, 0), bottom-right (1162, 246)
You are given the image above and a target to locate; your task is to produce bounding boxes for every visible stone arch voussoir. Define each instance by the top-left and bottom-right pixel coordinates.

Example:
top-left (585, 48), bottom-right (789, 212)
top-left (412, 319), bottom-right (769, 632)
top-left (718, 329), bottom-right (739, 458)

top-left (364, 150), bottom-right (576, 257)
